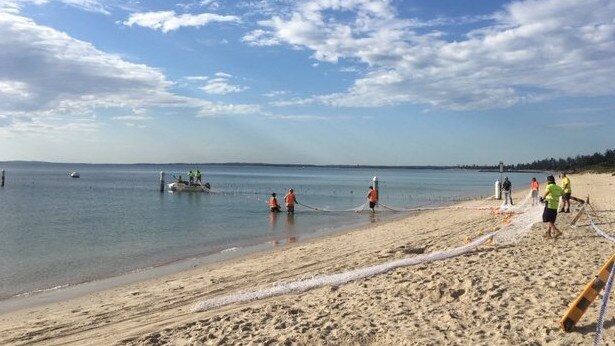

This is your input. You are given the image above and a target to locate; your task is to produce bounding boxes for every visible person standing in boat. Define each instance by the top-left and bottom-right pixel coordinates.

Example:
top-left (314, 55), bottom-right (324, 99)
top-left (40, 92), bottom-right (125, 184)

top-left (196, 170), bottom-right (202, 184)
top-left (188, 170), bottom-right (194, 185)
top-left (284, 189), bottom-right (298, 214)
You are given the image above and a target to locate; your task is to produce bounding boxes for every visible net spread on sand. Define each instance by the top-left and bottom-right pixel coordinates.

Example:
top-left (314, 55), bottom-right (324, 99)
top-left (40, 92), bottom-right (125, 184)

top-left (192, 193), bottom-right (547, 312)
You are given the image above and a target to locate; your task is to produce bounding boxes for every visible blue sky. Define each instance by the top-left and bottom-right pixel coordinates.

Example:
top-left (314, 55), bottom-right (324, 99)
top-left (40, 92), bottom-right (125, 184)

top-left (0, 0), bottom-right (614, 165)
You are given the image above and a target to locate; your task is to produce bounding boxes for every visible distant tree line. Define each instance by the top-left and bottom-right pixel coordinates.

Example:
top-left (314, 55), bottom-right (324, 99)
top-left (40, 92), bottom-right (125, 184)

top-left (459, 148), bottom-right (615, 173)
top-left (513, 148), bottom-right (615, 173)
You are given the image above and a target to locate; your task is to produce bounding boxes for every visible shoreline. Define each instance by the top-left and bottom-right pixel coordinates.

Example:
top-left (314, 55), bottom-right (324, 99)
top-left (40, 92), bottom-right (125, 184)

top-left (1, 173), bottom-right (612, 345)
top-left (0, 163), bottom-right (500, 304)
top-left (0, 200), bottom-right (412, 314)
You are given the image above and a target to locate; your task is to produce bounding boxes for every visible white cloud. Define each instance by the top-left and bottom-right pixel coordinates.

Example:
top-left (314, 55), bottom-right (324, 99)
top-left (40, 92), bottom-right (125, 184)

top-left (199, 1), bottom-right (220, 10)
top-left (111, 110), bottom-right (149, 128)
top-left (263, 90), bottom-right (287, 98)
top-left (112, 115), bottom-right (151, 121)
top-left (123, 10), bottom-right (240, 33)
top-left (0, 12), bottom-right (174, 112)
top-left (1, 0), bottom-right (44, 14)
top-left (0, 80), bottom-right (30, 98)
top-left (199, 73), bottom-right (247, 95)
top-left (1, 0), bottom-right (113, 15)
top-left (184, 76), bottom-right (209, 81)
top-left (242, 29), bottom-right (280, 46)
top-left (269, 97), bottom-right (315, 107)
top-left (265, 113), bottom-right (327, 121)
top-left (0, 12), bottom-right (262, 136)
top-left (236, 0), bottom-right (294, 18)
top-left (0, 114), bottom-right (100, 139)
top-left (247, 0), bottom-right (615, 110)
top-left (57, 0), bottom-right (111, 14)
top-left (201, 82), bottom-right (245, 95)
top-left (196, 103), bottom-right (260, 117)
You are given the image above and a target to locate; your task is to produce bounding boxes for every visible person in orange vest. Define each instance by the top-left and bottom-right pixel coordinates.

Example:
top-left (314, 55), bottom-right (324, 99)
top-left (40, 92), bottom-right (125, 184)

top-left (269, 193), bottom-right (281, 213)
top-left (367, 186), bottom-right (378, 213)
top-left (530, 177), bottom-right (540, 206)
top-left (284, 188), bottom-right (298, 214)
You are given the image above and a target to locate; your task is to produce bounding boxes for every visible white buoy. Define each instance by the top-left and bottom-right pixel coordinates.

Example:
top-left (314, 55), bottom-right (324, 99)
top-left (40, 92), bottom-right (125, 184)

top-left (160, 171), bottom-right (165, 192)
top-left (495, 180), bottom-right (501, 200)
top-left (372, 176), bottom-right (379, 191)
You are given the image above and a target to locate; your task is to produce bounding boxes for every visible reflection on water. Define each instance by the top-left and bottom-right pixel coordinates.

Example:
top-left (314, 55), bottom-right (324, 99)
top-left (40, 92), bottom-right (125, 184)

top-left (286, 213), bottom-right (297, 243)
top-left (268, 212), bottom-right (298, 245)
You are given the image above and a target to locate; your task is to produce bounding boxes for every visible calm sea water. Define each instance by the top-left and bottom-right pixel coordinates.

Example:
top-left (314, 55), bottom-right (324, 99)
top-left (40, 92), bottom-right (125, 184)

top-left (0, 162), bottom-right (537, 300)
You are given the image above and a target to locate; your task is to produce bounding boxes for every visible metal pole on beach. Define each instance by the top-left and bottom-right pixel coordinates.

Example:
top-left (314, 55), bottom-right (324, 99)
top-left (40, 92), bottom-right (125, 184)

top-left (1, 169), bottom-right (4, 187)
top-left (373, 176), bottom-right (379, 208)
top-left (498, 161), bottom-right (504, 200)
top-left (159, 171), bottom-right (165, 192)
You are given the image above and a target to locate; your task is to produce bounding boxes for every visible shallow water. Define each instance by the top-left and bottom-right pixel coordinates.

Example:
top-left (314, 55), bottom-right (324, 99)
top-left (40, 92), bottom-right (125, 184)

top-left (0, 162), bottom-right (536, 299)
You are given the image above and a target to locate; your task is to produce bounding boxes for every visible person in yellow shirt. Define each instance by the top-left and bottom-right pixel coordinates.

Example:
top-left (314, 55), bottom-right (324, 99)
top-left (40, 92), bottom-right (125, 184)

top-left (560, 173), bottom-right (571, 213)
top-left (540, 175), bottom-right (563, 238)
top-left (541, 175), bottom-right (563, 238)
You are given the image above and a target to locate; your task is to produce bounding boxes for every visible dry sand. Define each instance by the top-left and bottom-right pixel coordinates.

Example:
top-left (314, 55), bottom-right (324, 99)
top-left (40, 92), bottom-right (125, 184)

top-left (0, 173), bottom-right (614, 345)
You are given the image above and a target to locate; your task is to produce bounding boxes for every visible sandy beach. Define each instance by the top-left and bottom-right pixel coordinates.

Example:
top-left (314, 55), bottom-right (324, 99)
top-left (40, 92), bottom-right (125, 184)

top-left (1, 173), bottom-right (614, 345)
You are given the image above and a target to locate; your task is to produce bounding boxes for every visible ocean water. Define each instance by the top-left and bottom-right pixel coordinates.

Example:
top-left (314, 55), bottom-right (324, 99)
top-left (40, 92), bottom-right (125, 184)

top-left (0, 162), bottom-right (537, 300)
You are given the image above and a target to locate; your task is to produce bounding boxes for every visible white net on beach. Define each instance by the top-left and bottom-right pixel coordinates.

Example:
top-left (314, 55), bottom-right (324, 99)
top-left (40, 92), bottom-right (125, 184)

top-left (191, 191), bottom-right (543, 313)
top-left (192, 231), bottom-right (496, 312)
top-left (586, 203), bottom-right (615, 243)
top-left (493, 192), bottom-right (543, 245)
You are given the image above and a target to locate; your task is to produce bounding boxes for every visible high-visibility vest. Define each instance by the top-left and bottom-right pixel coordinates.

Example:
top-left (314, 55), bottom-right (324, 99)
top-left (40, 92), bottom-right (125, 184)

top-left (285, 193), bottom-right (296, 205)
top-left (545, 183), bottom-right (563, 209)
top-left (561, 176), bottom-right (571, 193)
top-left (269, 197), bottom-right (278, 208)
top-left (368, 189), bottom-right (378, 202)
top-left (531, 181), bottom-right (539, 191)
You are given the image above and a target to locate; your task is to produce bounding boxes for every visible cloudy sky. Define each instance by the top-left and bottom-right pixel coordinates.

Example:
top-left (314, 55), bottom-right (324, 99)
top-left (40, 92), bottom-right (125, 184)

top-left (1, 0), bottom-right (614, 165)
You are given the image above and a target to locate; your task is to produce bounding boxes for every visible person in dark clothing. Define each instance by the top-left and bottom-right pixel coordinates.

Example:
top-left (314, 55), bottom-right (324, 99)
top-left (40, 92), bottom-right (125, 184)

top-left (502, 177), bottom-right (513, 205)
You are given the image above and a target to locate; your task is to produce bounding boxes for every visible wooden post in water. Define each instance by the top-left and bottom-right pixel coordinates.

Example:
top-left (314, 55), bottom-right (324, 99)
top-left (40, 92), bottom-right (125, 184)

top-left (159, 171), bottom-right (165, 192)
top-left (1, 169), bottom-right (4, 187)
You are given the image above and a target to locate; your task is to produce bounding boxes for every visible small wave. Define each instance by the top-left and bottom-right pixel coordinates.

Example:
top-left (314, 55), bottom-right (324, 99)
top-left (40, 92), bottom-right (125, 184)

top-left (14, 283), bottom-right (71, 298)
top-left (221, 247), bottom-right (239, 253)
